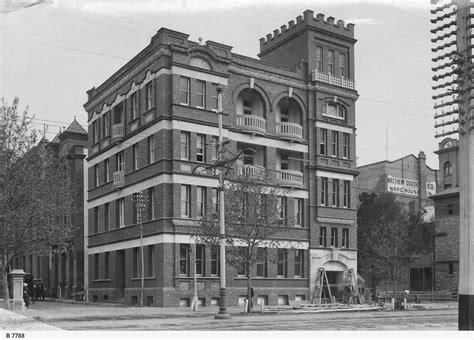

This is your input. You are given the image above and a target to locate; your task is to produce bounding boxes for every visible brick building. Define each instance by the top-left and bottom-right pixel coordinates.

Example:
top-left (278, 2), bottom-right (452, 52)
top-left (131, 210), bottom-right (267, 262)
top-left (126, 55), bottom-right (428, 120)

top-left (431, 137), bottom-right (459, 291)
top-left (356, 152), bottom-right (438, 291)
top-left (12, 119), bottom-right (88, 300)
top-left (83, 10), bottom-right (359, 307)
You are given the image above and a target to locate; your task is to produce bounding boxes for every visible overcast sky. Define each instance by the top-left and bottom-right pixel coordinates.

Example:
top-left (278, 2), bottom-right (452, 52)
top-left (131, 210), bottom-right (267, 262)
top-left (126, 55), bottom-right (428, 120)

top-left (0, 0), bottom-right (440, 168)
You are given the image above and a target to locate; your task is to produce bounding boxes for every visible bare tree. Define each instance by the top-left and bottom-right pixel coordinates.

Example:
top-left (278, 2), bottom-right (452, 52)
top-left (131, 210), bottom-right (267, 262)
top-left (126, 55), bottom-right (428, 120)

top-left (196, 169), bottom-right (296, 313)
top-left (0, 97), bottom-right (76, 309)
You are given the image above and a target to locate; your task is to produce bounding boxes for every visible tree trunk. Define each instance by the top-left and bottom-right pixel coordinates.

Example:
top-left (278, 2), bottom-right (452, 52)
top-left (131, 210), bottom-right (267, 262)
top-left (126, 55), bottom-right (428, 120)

top-left (246, 274), bottom-right (252, 313)
top-left (1, 254), bottom-right (11, 310)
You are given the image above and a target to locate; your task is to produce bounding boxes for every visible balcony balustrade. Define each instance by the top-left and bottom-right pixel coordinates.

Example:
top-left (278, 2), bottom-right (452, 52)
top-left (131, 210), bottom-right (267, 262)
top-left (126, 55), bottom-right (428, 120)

top-left (237, 164), bottom-right (267, 178)
top-left (113, 170), bottom-right (125, 190)
top-left (276, 122), bottom-right (303, 141)
top-left (236, 114), bottom-right (266, 135)
top-left (111, 123), bottom-right (124, 144)
top-left (277, 170), bottom-right (304, 188)
top-left (311, 70), bottom-right (355, 90)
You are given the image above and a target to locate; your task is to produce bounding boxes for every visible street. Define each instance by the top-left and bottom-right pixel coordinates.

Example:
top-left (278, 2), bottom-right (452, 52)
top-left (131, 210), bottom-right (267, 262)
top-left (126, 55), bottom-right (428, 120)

top-left (20, 301), bottom-right (458, 331)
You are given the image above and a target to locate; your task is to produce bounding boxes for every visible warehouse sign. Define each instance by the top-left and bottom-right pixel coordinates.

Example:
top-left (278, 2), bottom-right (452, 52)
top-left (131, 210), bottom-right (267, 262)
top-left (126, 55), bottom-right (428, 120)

top-left (387, 176), bottom-right (419, 196)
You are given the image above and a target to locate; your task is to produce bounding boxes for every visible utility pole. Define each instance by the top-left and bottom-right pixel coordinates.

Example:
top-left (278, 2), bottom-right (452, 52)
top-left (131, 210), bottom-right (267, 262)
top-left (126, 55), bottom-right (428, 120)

top-left (214, 85), bottom-right (231, 320)
top-left (431, 0), bottom-right (474, 330)
top-left (132, 191), bottom-right (147, 308)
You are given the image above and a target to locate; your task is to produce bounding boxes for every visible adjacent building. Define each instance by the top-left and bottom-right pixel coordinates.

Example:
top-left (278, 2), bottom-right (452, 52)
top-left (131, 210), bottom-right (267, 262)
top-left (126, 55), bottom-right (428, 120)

top-left (356, 152), bottom-right (438, 291)
top-left (431, 137), bottom-right (460, 291)
top-left (83, 10), bottom-right (359, 307)
top-left (11, 119), bottom-right (88, 300)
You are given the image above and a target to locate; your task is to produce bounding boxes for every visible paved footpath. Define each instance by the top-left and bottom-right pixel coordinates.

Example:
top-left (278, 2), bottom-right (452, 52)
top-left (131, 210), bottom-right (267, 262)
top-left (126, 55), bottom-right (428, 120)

top-left (0, 299), bottom-right (460, 331)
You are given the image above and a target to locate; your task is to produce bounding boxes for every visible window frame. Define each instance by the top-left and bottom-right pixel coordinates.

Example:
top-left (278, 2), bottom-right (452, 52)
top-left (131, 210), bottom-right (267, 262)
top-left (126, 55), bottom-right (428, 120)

top-left (321, 177), bottom-right (328, 206)
top-left (148, 135), bottom-right (155, 164)
top-left (131, 92), bottom-right (138, 120)
top-left (256, 248), bottom-right (267, 277)
top-left (210, 245), bottom-right (219, 276)
top-left (330, 227), bottom-right (338, 248)
top-left (339, 52), bottom-right (346, 77)
top-left (181, 185), bottom-right (191, 218)
top-left (342, 133), bottom-right (350, 159)
top-left (294, 198), bottom-right (303, 227)
top-left (294, 249), bottom-right (304, 278)
top-left (196, 134), bottom-right (205, 163)
top-left (277, 249), bottom-right (288, 278)
top-left (180, 131), bottom-right (190, 160)
top-left (319, 227), bottom-right (327, 247)
top-left (332, 179), bottom-right (340, 207)
top-left (195, 244), bottom-right (205, 276)
top-left (196, 79), bottom-right (206, 108)
top-left (197, 186), bottom-right (206, 218)
top-left (331, 130), bottom-right (339, 157)
top-left (328, 49), bottom-right (335, 74)
top-left (145, 81), bottom-right (153, 110)
top-left (180, 77), bottom-right (190, 105)
top-left (342, 228), bottom-right (349, 248)
top-left (320, 128), bottom-right (327, 155)
top-left (179, 244), bottom-right (190, 276)
top-left (316, 46), bottom-right (323, 72)
top-left (343, 180), bottom-right (351, 208)
top-left (147, 245), bottom-right (154, 277)
top-left (132, 143), bottom-right (139, 171)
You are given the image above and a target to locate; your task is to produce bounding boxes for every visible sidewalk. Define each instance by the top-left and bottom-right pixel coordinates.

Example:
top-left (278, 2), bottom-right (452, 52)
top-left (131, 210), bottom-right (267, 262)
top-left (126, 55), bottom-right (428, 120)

top-left (0, 298), bottom-right (459, 331)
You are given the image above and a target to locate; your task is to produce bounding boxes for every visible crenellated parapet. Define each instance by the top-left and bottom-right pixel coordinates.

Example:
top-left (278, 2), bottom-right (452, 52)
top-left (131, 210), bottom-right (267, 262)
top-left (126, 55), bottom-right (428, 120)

top-left (259, 9), bottom-right (354, 53)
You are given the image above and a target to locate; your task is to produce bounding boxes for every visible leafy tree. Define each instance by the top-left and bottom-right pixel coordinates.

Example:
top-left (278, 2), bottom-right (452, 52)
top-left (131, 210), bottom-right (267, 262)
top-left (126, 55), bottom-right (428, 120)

top-left (357, 192), bottom-right (411, 293)
top-left (196, 170), bottom-right (295, 313)
top-left (0, 97), bottom-right (76, 309)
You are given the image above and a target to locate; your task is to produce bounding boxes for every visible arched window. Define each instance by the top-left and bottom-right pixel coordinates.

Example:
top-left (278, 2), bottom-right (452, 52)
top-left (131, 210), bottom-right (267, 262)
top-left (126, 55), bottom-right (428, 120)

top-left (323, 102), bottom-right (346, 119)
top-left (444, 161), bottom-right (452, 176)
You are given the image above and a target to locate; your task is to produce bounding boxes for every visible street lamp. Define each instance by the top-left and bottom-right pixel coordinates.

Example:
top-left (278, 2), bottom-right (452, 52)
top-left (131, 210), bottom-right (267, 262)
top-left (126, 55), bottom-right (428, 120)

top-left (214, 85), bottom-right (231, 319)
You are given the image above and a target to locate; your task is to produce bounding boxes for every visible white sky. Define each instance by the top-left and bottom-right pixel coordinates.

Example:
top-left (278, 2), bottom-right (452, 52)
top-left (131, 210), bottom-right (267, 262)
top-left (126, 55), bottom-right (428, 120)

top-left (0, 0), bottom-right (440, 168)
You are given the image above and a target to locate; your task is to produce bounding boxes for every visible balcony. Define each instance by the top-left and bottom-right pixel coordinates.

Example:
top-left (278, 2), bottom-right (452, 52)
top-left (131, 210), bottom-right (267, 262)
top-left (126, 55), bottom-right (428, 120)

top-left (113, 170), bottom-right (125, 190)
top-left (276, 122), bottom-right (303, 141)
top-left (277, 170), bottom-right (304, 188)
top-left (111, 124), bottom-right (124, 144)
top-left (236, 114), bottom-right (266, 136)
top-left (311, 70), bottom-right (355, 90)
top-left (237, 164), bottom-right (267, 177)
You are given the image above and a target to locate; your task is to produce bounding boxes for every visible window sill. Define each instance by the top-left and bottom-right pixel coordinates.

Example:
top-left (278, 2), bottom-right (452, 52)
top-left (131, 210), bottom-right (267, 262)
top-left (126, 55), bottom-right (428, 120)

top-left (93, 279), bottom-right (111, 283)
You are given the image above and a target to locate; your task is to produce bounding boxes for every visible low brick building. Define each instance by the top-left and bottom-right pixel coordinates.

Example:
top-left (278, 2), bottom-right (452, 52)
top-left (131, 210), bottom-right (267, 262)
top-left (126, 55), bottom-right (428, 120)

top-left (431, 137), bottom-right (459, 291)
top-left (84, 10), bottom-right (360, 307)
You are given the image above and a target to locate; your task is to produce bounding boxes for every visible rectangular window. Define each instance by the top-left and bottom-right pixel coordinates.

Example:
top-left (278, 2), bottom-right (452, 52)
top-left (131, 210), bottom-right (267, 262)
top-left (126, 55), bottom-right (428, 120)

top-left (316, 46), bottom-right (323, 72)
top-left (256, 248), bottom-right (267, 277)
top-left (104, 252), bottom-right (110, 279)
top-left (94, 254), bottom-right (99, 280)
top-left (147, 245), bottom-right (154, 277)
top-left (197, 186), bottom-right (206, 217)
top-left (104, 203), bottom-right (109, 232)
top-left (278, 197), bottom-right (287, 225)
top-left (211, 136), bottom-right (218, 161)
top-left (212, 188), bottom-right (219, 217)
top-left (196, 134), bottom-right (205, 162)
top-left (331, 228), bottom-right (338, 248)
top-left (93, 207), bottom-right (99, 233)
top-left (116, 152), bottom-right (125, 171)
top-left (294, 198), bottom-right (303, 227)
top-left (132, 143), bottom-right (139, 171)
top-left (147, 188), bottom-right (154, 221)
top-left (342, 228), bottom-right (349, 248)
top-left (294, 249), bottom-right (304, 278)
top-left (103, 112), bottom-right (110, 137)
top-left (92, 120), bottom-right (99, 144)
top-left (211, 83), bottom-right (219, 111)
top-left (94, 164), bottom-right (99, 187)
top-left (180, 77), bottom-right (190, 105)
top-left (181, 185), bottom-right (191, 218)
top-left (145, 82), bottom-right (153, 110)
top-left (328, 50), bottom-right (335, 74)
top-left (211, 245), bottom-right (219, 276)
top-left (237, 247), bottom-right (247, 276)
top-left (448, 262), bottom-right (454, 275)
top-left (133, 247), bottom-right (139, 278)
top-left (320, 129), bottom-right (327, 155)
top-left (180, 131), bottom-right (190, 160)
top-left (342, 133), bottom-right (350, 159)
top-left (339, 52), bottom-right (346, 77)
top-left (180, 244), bottom-right (190, 276)
top-left (343, 180), bottom-right (351, 208)
top-left (277, 249), bottom-right (288, 278)
top-left (331, 131), bottom-right (339, 157)
top-left (131, 92), bottom-right (138, 120)
top-left (321, 177), bottom-right (328, 206)
top-left (148, 135), bottom-right (155, 164)
top-left (196, 244), bottom-right (205, 276)
top-left (332, 179), bottom-right (340, 207)
top-left (319, 227), bottom-right (327, 247)
top-left (104, 158), bottom-right (110, 182)
top-left (196, 80), bottom-right (205, 108)
top-left (117, 198), bottom-right (125, 228)
top-left (113, 104), bottom-right (123, 124)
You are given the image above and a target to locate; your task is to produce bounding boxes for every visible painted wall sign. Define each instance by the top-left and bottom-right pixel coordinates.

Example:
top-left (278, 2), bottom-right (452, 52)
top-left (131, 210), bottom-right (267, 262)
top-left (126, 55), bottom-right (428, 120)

top-left (387, 175), bottom-right (419, 196)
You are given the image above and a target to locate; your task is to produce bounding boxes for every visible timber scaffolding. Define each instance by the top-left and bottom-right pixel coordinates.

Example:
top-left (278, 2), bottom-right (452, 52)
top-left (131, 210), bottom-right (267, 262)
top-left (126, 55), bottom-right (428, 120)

top-left (311, 268), bottom-right (362, 305)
